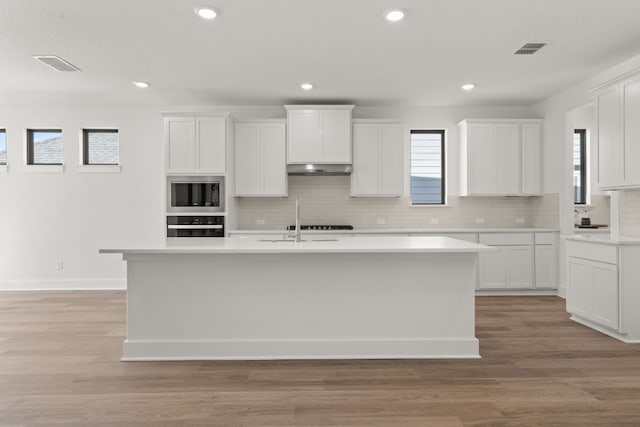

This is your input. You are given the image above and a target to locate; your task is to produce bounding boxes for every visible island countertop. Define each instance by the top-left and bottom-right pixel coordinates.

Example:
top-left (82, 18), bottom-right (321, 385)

top-left (100, 235), bottom-right (496, 255)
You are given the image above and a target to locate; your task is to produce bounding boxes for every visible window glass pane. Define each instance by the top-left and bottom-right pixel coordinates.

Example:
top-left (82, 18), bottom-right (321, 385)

top-left (31, 130), bottom-right (62, 164)
top-left (86, 130), bottom-right (119, 164)
top-left (0, 130), bottom-right (6, 164)
top-left (410, 131), bottom-right (444, 204)
top-left (573, 130), bottom-right (586, 204)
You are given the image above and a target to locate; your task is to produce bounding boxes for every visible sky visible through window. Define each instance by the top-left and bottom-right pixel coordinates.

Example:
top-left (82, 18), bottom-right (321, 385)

top-left (0, 131), bottom-right (6, 164)
top-left (31, 130), bottom-right (62, 164)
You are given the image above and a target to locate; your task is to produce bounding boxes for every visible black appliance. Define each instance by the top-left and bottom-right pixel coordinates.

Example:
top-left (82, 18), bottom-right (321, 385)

top-left (167, 176), bottom-right (224, 212)
top-left (287, 225), bottom-right (354, 231)
top-left (167, 215), bottom-right (225, 238)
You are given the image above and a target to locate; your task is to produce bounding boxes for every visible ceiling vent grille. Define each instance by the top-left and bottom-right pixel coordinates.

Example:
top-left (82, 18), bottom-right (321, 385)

top-left (33, 55), bottom-right (81, 72)
top-left (514, 43), bottom-right (547, 55)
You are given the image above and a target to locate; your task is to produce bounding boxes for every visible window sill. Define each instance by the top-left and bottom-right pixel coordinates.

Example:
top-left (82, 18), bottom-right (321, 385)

top-left (22, 165), bottom-right (64, 173)
top-left (76, 164), bottom-right (121, 174)
top-left (0, 165), bottom-right (7, 173)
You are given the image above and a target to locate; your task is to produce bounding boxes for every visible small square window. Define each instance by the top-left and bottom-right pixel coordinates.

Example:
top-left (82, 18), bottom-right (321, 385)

top-left (27, 129), bottom-right (62, 165)
top-left (83, 129), bottom-right (119, 165)
top-left (0, 130), bottom-right (6, 165)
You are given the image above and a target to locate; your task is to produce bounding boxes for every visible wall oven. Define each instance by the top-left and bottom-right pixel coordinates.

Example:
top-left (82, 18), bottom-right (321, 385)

top-left (167, 176), bottom-right (224, 213)
top-left (167, 215), bottom-right (225, 238)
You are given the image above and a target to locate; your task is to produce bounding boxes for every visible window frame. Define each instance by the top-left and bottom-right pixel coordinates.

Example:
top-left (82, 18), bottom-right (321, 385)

top-left (26, 128), bottom-right (63, 165)
top-left (409, 129), bottom-right (446, 206)
top-left (573, 129), bottom-right (587, 205)
top-left (82, 128), bottom-right (119, 166)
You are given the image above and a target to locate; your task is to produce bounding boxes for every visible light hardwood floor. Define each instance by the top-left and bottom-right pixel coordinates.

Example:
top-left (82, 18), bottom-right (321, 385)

top-left (2, 292), bottom-right (640, 426)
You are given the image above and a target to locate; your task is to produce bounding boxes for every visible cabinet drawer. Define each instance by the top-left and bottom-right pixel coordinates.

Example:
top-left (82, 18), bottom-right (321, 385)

top-left (566, 240), bottom-right (618, 264)
top-left (479, 233), bottom-right (532, 245)
top-left (535, 232), bottom-right (556, 245)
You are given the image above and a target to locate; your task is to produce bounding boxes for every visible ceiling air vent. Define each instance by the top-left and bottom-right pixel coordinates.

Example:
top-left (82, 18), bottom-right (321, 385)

top-left (514, 43), bottom-right (547, 55)
top-left (33, 55), bottom-right (81, 72)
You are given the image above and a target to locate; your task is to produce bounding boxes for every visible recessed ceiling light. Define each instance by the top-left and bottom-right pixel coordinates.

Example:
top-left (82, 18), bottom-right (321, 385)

top-left (195, 7), bottom-right (218, 20)
top-left (384, 9), bottom-right (406, 22)
top-left (300, 83), bottom-right (313, 91)
top-left (461, 83), bottom-right (475, 91)
top-left (133, 81), bottom-right (150, 89)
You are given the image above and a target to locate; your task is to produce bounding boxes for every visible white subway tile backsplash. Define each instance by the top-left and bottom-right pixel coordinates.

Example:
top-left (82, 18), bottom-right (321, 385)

top-left (235, 176), bottom-right (560, 230)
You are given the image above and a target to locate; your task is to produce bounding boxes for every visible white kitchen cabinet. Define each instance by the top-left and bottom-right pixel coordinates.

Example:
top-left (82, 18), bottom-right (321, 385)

top-left (285, 105), bottom-right (353, 164)
top-left (459, 119), bottom-right (543, 196)
top-left (594, 72), bottom-right (640, 189)
top-left (165, 116), bottom-right (227, 174)
top-left (235, 121), bottom-right (287, 197)
top-left (478, 233), bottom-right (533, 289)
top-left (534, 232), bottom-right (557, 289)
top-left (567, 241), bottom-right (620, 331)
top-left (351, 121), bottom-right (403, 196)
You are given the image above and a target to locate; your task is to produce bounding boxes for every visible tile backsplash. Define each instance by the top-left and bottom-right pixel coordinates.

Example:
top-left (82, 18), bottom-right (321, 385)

top-left (236, 176), bottom-right (560, 230)
top-left (620, 189), bottom-right (640, 237)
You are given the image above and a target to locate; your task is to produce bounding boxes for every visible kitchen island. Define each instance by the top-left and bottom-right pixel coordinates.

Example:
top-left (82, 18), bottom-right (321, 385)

top-left (101, 236), bottom-right (494, 360)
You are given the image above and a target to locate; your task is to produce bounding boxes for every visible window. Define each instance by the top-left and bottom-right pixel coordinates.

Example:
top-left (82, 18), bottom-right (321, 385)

top-left (27, 129), bottom-right (62, 165)
top-left (573, 129), bottom-right (587, 204)
top-left (83, 129), bottom-right (119, 165)
top-left (410, 130), bottom-right (445, 204)
top-left (0, 130), bottom-right (6, 164)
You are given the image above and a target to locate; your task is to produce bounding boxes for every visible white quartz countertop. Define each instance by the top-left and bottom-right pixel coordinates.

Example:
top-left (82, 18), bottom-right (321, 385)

top-left (564, 234), bottom-right (640, 245)
top-left (228, 227), bottom-right (560, 235)
top-left (100, 235), bottom-right (496, 255)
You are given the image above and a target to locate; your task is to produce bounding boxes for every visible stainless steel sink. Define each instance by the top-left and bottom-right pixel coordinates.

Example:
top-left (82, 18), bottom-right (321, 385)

top-left (257, 239), bottom-right (338, 243)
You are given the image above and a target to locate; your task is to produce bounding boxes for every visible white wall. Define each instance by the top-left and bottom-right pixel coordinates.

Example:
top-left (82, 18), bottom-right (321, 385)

top-left (0, 105), bottom-right (164, 289)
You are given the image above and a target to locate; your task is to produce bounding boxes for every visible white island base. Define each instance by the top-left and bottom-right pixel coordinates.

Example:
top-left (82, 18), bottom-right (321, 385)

top-left (103, 237), bottom-right (492, 360)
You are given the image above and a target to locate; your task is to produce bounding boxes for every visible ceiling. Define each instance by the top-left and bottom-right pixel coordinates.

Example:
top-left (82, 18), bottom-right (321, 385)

top-left (2, 0), bottom-right (640, 107)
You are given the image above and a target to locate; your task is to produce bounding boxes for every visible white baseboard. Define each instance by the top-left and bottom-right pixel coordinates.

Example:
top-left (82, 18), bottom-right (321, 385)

top-left (475, 289), bottom-right (559, 296)
top-left (121, 338), bottom-right (481, 361)
top-left (0, 279), bottom-right (126, 291)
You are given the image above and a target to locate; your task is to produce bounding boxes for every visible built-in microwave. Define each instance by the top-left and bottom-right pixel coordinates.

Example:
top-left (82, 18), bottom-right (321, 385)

top-left (167, 176), bottom-right (224, 213)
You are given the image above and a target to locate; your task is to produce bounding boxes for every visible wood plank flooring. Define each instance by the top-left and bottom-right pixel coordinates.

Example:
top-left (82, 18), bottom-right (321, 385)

top-left (2, 292), bottom-right (640, 426)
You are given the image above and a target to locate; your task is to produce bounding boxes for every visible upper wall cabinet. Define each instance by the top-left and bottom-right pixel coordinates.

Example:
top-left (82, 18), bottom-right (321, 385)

top-left (235, 120), bottom-right (287, 197)
top-left (351, 121), bottom-right (403, 197)
top-left (165, 116), bottom-right (227, 174)
top-left (594, 71), bottom-right (640, 190)
top-left (285, 105), bottom-right (354, 164)
top-left (459, 119), bottom-right (543, 196)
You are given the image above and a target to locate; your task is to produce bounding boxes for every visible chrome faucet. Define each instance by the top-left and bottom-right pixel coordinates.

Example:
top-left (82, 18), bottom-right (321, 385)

top-left (288, 197), bottom-right (302, 242)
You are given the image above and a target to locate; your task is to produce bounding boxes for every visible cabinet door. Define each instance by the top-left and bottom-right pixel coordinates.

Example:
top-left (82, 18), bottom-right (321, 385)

top-left (235, 123), bottom-right (260, 195)
top-left (166, 117), bottom-right (195, 173)
top-left (591, 260), bottom-right (619, 330)
top-left (623, 76), bottom-right (640, 186)
top-left (288, 110), bottom-right (321, 163)
top-left (597, 86), bottom-right (623, 188)
top-left (496, 124), bottom-right (521, 194)
top-left (351, 124), bottom-right (379, 195)
top-left (378, 124), bottom-right (404, 195)
top-left (322, 110), bottom-right (352, 163)
top-left (567, 257), bottom-right (591, 317)
top-left (261, 123), bottom-right (287, 196)
top-left (521, 123), bottom-right (542, 195)
top-left (468, 124), bottom-right (497, 194)
top-left (479, 249), bottom-right (506, 289)
top-left (535, 245), bottom-right (557, 289)
top-left (197, 117), bottom-right (226, 173)
top-left (505, 246), bottom-right (533, 288)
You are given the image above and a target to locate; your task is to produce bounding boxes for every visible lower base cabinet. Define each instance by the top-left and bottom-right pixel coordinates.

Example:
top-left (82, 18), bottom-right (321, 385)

top-left (479, 246), bottom-right (533, 289)
top-left (567, 256), bottom-right (619, 330)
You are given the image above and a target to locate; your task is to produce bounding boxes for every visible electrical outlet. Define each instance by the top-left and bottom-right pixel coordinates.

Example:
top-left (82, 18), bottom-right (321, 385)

top-left (56, 260), bottom-right (64, 270)
top-left (515, 217), bottom-right (525, 224)
top-left (377, 218), bottom-right (386, 225)
top-left (256, 219), bottom-right (265, 225)
top-left (430, 218), bottom-right (440, 225)
top-left (475, 218), bottom-right (485, 224)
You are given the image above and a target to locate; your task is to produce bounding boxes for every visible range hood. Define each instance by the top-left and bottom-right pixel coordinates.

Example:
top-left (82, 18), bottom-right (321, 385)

top-left (287, 164), bottom-right (353, 176)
